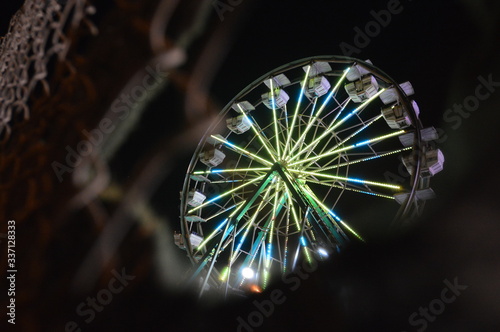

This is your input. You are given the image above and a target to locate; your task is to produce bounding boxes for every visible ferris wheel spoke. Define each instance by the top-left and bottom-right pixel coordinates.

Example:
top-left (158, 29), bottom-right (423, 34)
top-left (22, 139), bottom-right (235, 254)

top-left (193, 201), bottom-right (248, 252)
top-left (290, 169), bottom-right (401, 190)
top-left (267, 79), bottom-right (282, 159)
top-left (301, 114), bottom-right (385, 169)
top-left (192, 167), bottom-right (271, 175)
top-left (286, 69), bottom-right (350, 160)
top-left (275, 167), bottom-right (347, 245)
top-left (314, 147), bottom-right (413, 173)
top-left (262, 188), bottom-right (286, 288)
top-left (237, 106), bottom-right (279, 162)
top-left (289, 88), bottom-right (386, 163)
top-left (300, 184), bottom-right (364, 242)
top-left (283, 65), bottom-right (311, 158)
top-left (205, 175), bottom-right (279, 282)
top-left (304, 178), bottom-right (396, 200)
top-left (188, 174), bottom-right (266, 214)
top-left (289, 129), bottom-right (406, 168)
top-left (210, 135), bottom-right (273, 166)
top-left (229, 185), bottom-right (274, 265)
top-left (237, 219), bottom-right (272, 285)
top-left (205, 202), bottom-right (245, 222)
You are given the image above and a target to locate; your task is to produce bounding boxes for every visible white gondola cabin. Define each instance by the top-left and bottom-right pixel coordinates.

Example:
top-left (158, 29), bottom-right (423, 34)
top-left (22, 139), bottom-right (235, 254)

top-left (344, 75), bottom-right (379, 103)
top-left (402, 148), bottom-right (445, 177)
top-left (306, 76), bottom-right (331, 98)
top-left (345, 60), bottom-right (373, 82)
top-left (379, 81), bottom-right (415, 105)
top-left (382, 100), bottom-right (420, 129)
top-left (186, 190), bottom-right (206, 207)
top-left (199, 148), bottom-right (226, 167)
top-left (261, 88), bottom-right (290, 109)
top-left (226, 115), bottom-right (251, 134)
top-left (399, 127), bottom-right (439, 147)
top-left (174, 232), bottom-right (204, 249)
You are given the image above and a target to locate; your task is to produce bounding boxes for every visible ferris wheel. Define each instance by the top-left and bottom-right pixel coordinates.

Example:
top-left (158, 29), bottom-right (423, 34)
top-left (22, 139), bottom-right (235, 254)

top-left (175, 56), bottom-right (444, 297)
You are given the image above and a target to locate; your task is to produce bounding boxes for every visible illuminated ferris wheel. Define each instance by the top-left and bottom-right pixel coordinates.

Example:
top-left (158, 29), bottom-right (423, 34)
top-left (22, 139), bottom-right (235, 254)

top-left (175, 56), bottom-right (444, 297)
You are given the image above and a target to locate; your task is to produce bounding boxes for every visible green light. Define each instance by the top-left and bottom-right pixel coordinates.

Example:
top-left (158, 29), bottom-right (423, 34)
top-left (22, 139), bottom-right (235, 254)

top-left (286, 188), bottom-right (302, 231)
top-left (302, 246), bottom-right (313, 264)
top-left (219, 266), bottom-right (230, 281)
top-left (263, 269), bottom-right (270, 289)
top-left (302, 185), bottom-right (365, 242)
top-left (230, 186), bottom-right (274, 264)
top-left (268, 187), bottom-right (281, 243)
top-left (290, 169), bottom-right (401, 190)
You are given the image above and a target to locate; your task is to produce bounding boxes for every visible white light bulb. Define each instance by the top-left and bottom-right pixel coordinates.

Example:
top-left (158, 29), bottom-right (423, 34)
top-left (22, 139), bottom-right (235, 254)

top-left (242, 267), bottom-right (255, 279)
top-left (317, 248), bottom-right (329, 258)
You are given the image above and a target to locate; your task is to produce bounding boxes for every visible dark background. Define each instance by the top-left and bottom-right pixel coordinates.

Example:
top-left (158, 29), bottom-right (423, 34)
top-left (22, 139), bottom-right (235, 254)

top-left (1, 0), bottom-right (499, 331)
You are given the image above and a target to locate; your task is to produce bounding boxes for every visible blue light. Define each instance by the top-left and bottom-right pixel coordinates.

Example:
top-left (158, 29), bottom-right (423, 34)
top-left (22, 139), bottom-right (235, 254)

top-left (355, 140), bottom-right (370, 147)
top-left (310, 100), bottom-right (317, 117)
top-left (327, 209), bottom-right (342, 222)
top-left (267, 243), bottom-right (273, 256)
top-left (300, 236), bottom-right (307, 246)
top-left (317, 248), bottom-right (329, 258)
top-left (215, 218), bottom-right (228, 232)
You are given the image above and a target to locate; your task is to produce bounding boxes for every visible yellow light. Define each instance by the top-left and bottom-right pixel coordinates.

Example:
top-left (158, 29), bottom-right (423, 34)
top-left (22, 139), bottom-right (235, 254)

top-left (284, 65), bottom-right (311, 158)
top-left (303, 178), bottom-right (396, 199)
top-left (290, 169), bottom-right (401, 190)
top-left (219, 266), bottom-right (230, 281)
top-left (269, 79), bottom-right (281, 159)
top-left (239, 108), bottom-right (278, 162)
top-left (301, 185), bottom-right (365, 242)
top-left (289, 129), bottom-right (405, 167)
top-left (193, 167), bottom-right (270, 175)
top-left (318, 146), bottom-right (413, 172)
top-left (289, 88), bottom-right (386, 162)
top-left (187, 175), bottom-right (265, 214)
top-left (286, 68), bottom-right (350, 159)
top-left (210, 135), bottom-right (273, 166)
